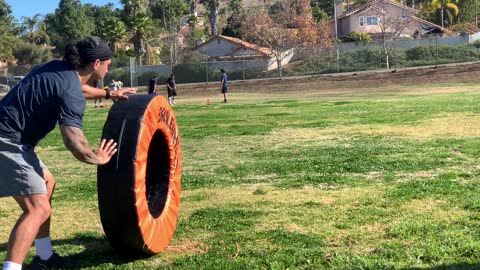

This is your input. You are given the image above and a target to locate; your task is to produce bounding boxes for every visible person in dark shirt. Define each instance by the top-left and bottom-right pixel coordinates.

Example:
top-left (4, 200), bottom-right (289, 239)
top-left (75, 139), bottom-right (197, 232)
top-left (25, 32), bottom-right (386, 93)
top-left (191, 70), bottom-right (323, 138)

top-left (166, 74), bottom-right (177, 105)
top-left (94, 80), bottom-right (105, 108)
top-left (148, 76), bottom-right (157, 94)
top-left (0, 36), bottom-right (135, 270)
top-left (220, 69), bottom-right (228, 103)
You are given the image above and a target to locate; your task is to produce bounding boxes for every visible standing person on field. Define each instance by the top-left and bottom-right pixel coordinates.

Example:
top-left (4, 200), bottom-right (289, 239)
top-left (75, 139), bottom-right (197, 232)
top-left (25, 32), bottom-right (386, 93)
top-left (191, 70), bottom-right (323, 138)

top-left (110, 79), bottom-right (120, 91)
top-left (109, 79), bottom-right (121, 104)
top-left (166, 74), bottom-right (177, 105)
top-left (148, 76), bottom-right (157, 94)
top-left (0, 36), bottom-right (136, 270)
top-left (220, 69), bottom-right (228, 103)
top-left (94, 80), bottom-right (104, 108)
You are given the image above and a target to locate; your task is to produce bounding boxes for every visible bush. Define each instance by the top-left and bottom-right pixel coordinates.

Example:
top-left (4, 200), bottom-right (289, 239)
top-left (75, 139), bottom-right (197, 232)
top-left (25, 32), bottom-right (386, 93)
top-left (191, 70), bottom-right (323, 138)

top-left (13, 43), bottom-right (52, 65)
top-left (406, 44), bottom-right (480, 62)
top-left (473, 39), bottom-right (480, 49)
top-left (340, 32), bottom-right (372, 43)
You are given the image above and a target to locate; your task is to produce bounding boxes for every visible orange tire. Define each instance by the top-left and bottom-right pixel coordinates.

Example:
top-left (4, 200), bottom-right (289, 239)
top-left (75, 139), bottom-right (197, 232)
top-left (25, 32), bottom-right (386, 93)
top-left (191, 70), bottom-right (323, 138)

top-left (97, 94), bottom-right (182, 256)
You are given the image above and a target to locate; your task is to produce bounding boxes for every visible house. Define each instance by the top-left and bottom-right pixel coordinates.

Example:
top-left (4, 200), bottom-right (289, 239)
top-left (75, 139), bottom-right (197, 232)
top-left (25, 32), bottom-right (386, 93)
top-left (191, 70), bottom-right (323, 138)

top-left (194, 35), bottom-right (293, 72)
top-left (330, 0), bottom-right (443, 39)
top-left (194, 35), bottom-right (272, 60)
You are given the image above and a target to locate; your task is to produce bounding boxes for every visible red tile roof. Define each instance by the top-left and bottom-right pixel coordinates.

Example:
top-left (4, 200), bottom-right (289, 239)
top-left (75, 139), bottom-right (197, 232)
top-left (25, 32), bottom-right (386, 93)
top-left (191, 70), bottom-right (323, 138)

top-left (195, 35), bottom-right (273, 57)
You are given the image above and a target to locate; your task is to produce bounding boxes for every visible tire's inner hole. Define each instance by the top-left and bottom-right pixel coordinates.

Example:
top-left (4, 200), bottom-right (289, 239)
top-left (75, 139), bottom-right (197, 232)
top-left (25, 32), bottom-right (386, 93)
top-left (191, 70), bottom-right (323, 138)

top-left (145, 130), bottom-right (170, 218)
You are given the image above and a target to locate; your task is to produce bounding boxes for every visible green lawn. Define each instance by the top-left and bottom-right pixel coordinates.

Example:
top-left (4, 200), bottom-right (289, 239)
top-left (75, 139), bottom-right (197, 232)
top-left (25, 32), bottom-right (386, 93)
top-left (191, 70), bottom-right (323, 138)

top-left (2, 82), bottom-right (480, 269)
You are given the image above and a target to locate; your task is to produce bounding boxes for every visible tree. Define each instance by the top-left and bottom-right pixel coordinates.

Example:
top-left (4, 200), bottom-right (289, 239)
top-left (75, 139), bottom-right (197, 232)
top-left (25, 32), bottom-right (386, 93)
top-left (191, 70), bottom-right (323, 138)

top-left (13, 43), bottom-right (52, 65)
top-left (239, 0), bottom-right (329, 78)
top-left (84, 3), bottom-right (120, 38)
top-left (310, 0), bottom-right (334, 21)
top-left (44, 0), bottom-right (94, 54)
top-left (129, 13), bottom-right (154, 63)
top-left (36, 22), bottom-right (51, 46)
top-left (457, 0), bottom-right (476, 23)
top-left (21, 14), bottom-right (43, 44)
top-left (151, 0), bottom-right (189, 71)
top-left (428, 0), bottom-right (459, 27)
top-left (120, 0), bottom-right (153, 63)
top-left (378, 0), bottom-right (413, 69)
top-left (199, 0), bottom-right (219, 37)
top-left (0, 0), bottom-right (19, 63)
top-left (222, 0), bottom-right (245, 38)
top-left (228, 0), bottom-right (244, 14)
top-left (102, 17), bottom-right (128, 52)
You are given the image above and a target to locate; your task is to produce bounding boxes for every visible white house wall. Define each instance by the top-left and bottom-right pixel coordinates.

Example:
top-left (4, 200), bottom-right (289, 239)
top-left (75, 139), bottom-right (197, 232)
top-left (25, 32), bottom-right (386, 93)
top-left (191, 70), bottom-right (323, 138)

top-left (208, 59), bottom-right (269, 72)
top-left (197, 39), bottom-right (241, 58)
top-left (229, 48), bottom-right (264, 57)
top-left (266, 49), bottom-right (296, 71)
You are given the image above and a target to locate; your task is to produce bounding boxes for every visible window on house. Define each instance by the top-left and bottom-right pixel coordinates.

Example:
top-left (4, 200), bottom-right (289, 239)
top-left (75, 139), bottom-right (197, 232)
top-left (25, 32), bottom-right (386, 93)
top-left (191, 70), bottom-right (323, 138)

top-left (359, 16), bottom-right (365, 26)
top-left (366, 16), bottom-right (378, 25)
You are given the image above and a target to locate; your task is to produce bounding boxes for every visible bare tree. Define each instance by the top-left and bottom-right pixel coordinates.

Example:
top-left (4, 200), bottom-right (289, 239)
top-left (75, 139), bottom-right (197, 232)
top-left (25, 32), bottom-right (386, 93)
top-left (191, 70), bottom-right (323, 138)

top-left (239, 0), bottom-right (330, 78)
top-left (152, 0), bottom-right (189, 71)
top-left (377, 1), bottom-right (413, 69)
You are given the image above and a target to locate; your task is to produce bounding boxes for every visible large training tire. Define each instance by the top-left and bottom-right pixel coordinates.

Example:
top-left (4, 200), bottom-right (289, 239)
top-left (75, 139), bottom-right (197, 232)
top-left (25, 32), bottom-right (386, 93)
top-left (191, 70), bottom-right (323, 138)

top-left (97, 94), bottom-right (182, 257)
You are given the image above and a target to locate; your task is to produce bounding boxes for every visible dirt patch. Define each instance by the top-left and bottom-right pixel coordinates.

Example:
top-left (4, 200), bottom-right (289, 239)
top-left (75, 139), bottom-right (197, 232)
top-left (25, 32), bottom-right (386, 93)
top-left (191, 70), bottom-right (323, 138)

top-left (176, 62), bottom-right (480, 97)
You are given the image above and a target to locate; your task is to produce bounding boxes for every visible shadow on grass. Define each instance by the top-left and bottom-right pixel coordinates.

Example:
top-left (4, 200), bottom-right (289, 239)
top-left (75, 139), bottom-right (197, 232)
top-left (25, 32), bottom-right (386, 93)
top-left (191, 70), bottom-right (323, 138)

top-left (404, 263), bottom-right (480, 270)
top-left (0, 234), bottom-right (144, 269)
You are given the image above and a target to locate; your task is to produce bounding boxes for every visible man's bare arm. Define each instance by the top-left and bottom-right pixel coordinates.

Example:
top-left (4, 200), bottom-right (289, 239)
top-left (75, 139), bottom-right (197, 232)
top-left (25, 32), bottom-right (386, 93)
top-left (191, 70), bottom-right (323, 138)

top-left (60, 125), bottom-right (117, 165)
top-left (81, 84), bottom-right (137, 100)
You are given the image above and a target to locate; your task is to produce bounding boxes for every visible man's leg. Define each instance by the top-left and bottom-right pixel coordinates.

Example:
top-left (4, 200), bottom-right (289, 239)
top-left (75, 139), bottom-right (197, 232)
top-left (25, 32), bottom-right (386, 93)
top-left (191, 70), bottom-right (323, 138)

top-left (6, 193), bottom-right (51, 264)
top-left (9, 168), bottom-right (55, 263)
top-left (34, 168), bottom-right (56, 259)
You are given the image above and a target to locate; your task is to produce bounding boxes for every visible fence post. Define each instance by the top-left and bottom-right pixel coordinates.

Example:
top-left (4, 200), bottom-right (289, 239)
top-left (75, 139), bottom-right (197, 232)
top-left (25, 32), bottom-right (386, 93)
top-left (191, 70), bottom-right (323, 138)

top-left (205, 55), bottom-right (209, 85)
top-left (129, 57), bottom-right (135, 87)
top-left (356, 49), bottom-right (359, 72)
top-left (242, 49), bottom-right (246, 81)
top-left (336, 44), bottom-right (340, 73)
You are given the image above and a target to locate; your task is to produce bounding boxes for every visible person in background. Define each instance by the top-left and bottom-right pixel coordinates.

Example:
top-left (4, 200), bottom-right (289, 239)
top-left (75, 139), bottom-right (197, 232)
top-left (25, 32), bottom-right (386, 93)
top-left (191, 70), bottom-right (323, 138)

top-left (166, 74), bottom-right (177, 105)
top-left (110, 79), bottom-right (120, 91)
top-left (94, 80), bottom-right (104, 108)
top-left (220, 69), bottom-right (228, 103)
top-left (0, 36), bottom-right (135, 270)
top-left (109, 79), bottom-right (120, 104)
top-left (148, 76), bottom-right (157, 94)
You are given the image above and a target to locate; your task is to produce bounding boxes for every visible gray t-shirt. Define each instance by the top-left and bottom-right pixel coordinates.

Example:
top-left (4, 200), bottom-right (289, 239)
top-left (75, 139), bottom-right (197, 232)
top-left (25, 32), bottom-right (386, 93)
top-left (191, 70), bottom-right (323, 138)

top-left (0, 60), bottom-right (85, 147)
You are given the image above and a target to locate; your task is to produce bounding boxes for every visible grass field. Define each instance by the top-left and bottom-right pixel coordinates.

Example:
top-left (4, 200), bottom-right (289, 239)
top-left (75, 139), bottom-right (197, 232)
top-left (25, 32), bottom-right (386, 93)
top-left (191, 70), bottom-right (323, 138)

top-left (2, 82), bottom-right (480, 269)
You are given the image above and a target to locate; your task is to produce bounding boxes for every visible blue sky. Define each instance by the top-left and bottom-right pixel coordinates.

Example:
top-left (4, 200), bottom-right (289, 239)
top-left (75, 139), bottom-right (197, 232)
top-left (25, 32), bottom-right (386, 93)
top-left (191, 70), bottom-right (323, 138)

top-left (5, 0), bottom-right (122, 21)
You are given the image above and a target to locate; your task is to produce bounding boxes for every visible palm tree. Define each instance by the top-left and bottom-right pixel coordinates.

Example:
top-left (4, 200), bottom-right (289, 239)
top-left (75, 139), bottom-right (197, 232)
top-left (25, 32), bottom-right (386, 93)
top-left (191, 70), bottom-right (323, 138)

top-left (429, 0), bottom-right (459, 27)
top-left (120, 0), bottom-right (151, 62)
top-left (36, 22), bottom-right (51, 46)
top-left (102, 17), bottom-right (128, 52)
top-left (129, 13), bottom-right (153, 62)
top-left (199, 0), bottom-right (219, 36)
top-left (21, 14), bottom-right (43, 44)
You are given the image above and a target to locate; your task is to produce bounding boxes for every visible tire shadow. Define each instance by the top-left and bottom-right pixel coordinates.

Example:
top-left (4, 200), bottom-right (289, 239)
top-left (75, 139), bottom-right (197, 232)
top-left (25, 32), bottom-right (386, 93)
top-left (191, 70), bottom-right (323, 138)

top-left (1, 234), bottom-right (145, 269)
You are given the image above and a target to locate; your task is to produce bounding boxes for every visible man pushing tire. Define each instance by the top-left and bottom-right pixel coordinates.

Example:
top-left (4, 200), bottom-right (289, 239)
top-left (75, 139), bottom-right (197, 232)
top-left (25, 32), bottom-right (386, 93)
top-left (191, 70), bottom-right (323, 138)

top-left (0, 36), bottom-right (135, 270)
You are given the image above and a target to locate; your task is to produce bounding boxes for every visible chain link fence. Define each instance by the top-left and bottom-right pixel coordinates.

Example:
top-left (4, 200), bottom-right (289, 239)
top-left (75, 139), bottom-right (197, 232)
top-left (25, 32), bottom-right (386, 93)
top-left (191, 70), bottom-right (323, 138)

top-left (1, 41), bottom-right (480, 93)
